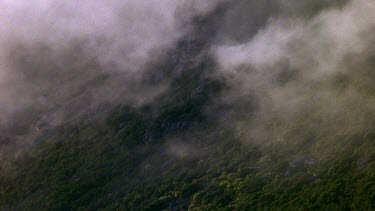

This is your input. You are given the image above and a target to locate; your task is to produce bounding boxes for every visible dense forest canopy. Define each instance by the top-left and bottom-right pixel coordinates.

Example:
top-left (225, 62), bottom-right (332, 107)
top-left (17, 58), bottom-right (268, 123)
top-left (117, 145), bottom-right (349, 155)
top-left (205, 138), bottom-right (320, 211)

top-left (0, 0), bottom-right (374, 210)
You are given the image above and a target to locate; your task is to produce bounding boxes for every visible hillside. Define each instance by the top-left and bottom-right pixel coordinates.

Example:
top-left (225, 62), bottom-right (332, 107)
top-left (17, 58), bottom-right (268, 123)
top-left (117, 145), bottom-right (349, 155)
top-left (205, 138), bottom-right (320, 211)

top-left (0, 0), bottom-right (374, 210)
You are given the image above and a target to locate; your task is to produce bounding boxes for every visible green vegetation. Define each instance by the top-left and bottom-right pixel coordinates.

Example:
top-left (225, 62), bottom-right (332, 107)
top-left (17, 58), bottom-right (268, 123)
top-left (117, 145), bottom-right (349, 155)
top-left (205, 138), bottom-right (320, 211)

top-left (0, 61), bottom-right (374, 211)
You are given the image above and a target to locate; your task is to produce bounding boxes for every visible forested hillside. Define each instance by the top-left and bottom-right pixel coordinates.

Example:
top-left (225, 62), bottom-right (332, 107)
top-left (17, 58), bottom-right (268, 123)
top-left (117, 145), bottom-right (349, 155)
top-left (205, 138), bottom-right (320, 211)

top-left (0, 0), bottom-right (374, 210)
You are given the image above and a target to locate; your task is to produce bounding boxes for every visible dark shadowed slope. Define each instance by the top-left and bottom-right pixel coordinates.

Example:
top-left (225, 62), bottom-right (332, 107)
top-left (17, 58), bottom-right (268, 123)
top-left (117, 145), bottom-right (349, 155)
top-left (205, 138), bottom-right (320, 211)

top-left (0, 0), bottom-right (375, 210)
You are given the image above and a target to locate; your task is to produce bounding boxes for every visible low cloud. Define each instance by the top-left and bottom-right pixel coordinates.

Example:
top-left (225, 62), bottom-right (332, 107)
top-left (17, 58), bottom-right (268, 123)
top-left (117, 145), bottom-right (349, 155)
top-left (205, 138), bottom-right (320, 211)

top-left (213, 0), bottom-right (375, 141)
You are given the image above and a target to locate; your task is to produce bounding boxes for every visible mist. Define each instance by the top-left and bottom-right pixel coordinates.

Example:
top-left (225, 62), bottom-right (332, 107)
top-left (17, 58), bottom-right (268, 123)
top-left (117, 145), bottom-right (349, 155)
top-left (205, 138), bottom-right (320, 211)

top-left (0, 0), bottom-right (373, 160)
top-left (0, 0), bottom-right (230, 164)
top-left (213, 0), bottom-right (375, 143)
top-left (0, 0), bottom-right (227, 135)
top-left (0, 0), bottom-right (374, 209)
